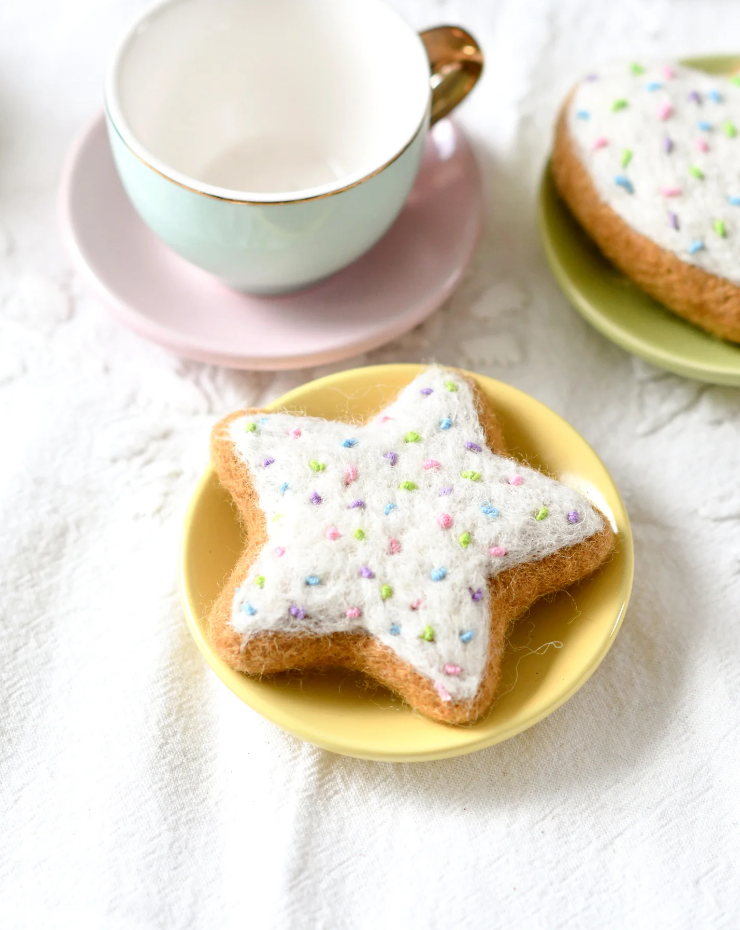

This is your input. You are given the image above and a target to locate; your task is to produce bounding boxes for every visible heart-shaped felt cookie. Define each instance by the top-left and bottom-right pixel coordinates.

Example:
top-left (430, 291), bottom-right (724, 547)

top-left (552, 61), bottom-right (740, 342)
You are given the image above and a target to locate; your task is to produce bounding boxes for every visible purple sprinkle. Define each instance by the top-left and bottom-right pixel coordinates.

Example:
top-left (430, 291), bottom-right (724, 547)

top-left (384, 451), bottom-right (398, 466)
top-left (289, 604), bottom-right (306, 620)
top-left (439, 487), bottom-right (453, 496)
top-left (360, 566), bottom-right (374, 579)
top-left (469, 587), bottom-right (484, 602)
top-left (310, 491), bottom-right (322, 505)
top-left (585, 73), bottom-right (599, 82)
top-left (262, 457), bottom-right (275, 468)
top-left (688, 90), bottom-right (701, 104)
top-left (669, 211), bottom-right (679, 230)
top-left (465, 442), bottom-right (482, 453)
top-left (663, 136), bottom-right (673, 154)
top-left (420, 387), bottom-right (434, 395)
top-left (349, 499), bottom-right (366, 509)
top-left (568, 511), bottom-right (581, 524)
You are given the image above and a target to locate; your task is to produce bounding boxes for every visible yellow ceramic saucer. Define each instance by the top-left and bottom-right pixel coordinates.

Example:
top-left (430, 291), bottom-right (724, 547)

top-left (179, 364), bottom-right (633, 762)
top-left (538, 54), bottom-right (740, 387)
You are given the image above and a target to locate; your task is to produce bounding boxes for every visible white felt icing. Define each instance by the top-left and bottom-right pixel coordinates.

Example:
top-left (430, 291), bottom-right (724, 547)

top-left (227, 368), bottom-right (604, 702)
top-left (568, 61), bottom-right (740, 284)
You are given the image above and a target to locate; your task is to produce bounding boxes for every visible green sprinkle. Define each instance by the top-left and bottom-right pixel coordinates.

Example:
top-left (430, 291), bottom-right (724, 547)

top-left (690, 165), bottom-right (705, 180)
top-left (399, 481), bottom-right (417, 490)
top-left (714, 218), bottom-right (727, 237)
top-left (445, 381), bottom-right (458, 392)
top-left (535, 507), bottom-right (549, 521)
top-left (630, 63), bottom-right (645, 75)
top-left (272, 514), bottom-right (284, 523)
top-left (612, 98), bottom-right (628, 111)
top-left (459, 532), bottom-right (471, 548)
top-left (309, 460), bottom-right (326, 472)
top-left (724, 121), bottom-right (737, 138)
top-left (405, 431), bottom-right (422, 443)
top-left (255, 575), bottom-right (265, 588)
top-left (245, 422), bottom-right (257, 433)
top-left (354, 529), bottom-right (366, 540)
top-left (381, 584), bottom-right (393, 600)
top-left (420, 625), bottom-right (435, 642)
top-left (621, 148), bottom-right (633, 167)
top-left (461, 470), bottom-right (481, 481)
top-left (731, 76), bottom-right (740, 86)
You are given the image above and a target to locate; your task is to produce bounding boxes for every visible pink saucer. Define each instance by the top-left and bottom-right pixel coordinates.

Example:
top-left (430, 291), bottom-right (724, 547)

top-left (60, 115), bottom-right (482, 369)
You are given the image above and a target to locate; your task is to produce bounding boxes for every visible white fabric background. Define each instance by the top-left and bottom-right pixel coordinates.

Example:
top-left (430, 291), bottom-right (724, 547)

top-left (1, 1), bottom-right (739, 927)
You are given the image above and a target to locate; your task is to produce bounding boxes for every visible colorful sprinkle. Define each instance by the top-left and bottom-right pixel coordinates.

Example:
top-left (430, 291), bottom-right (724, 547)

top-left (384, 503), bottom-right (397, 515)
top-left (663, 136), bottom-right (674, 154)
top-left (289, 428), bottom-right (301, 439)
top-left (669, 212), bottom-right (680, 230)
top-left (310, 491), bottom-right (322, 505)
top-left (405, 431), bottom-right (422, 443)
top-left (612, 98), bottom-right (628, 111)
top-left (349, 499), bottom-right (366, 509)
top-left (245, 422), bottom-right (257, 433)
top-left (399, 481), bottom-right (417, 491)
top-left (360, 566), bottom-right (374, 579)
top-left (305, 575), bottom-right (321, 586)
top-left (381, 584), bottom-right (393, 600)
top-left (445, 381), bottom-right (458, 392)
top-left (658, 102), bottom-right (673, 121)
top-left (621, 148), bottom-right (633, 167)
top-left (508, 475), bottom-right (524, 486)
top-left (420, 387), bottom-right (434, 395)
top-left (576, 109), bottom-right (590, 120)
top-left (461, 470), bottom-right (481, 481)
top-left (465, 442), bottom-right (482, 453)
top-left (586, 73), bottom-right (599, 82)
top-left (724, 121), bottom-right (737, 138)
top-left (255, 575), bottom-right (265, 588)
top-left (708, 89), bottom-right (722, 103)
top-left (661, 65), bottom-right (675, 80)
top-left (384, 451), bottom-right (398, 466)
top-left (646, 81), bottom-right (662, 92)
top-left (689, 165), bottom-right (704, 180)
top-left (263, 457), bottom-right (275, 468)
top-left (354, 529), bottom-right (366, 540)
top-left (411, 600), bottom-right (422, 610)
top-left (688, 240), bottom-right (705, 254)
top-left (420, 625), bottom-right (435, 642)
top-left (274, 546), bottom-right (285, 557)
top-left (728, 195), bottom-right (740, 206)
top-left (630, 63), bottom-right (645, 75)
top-left (431, 568), bottom-right (447, 581)
top-left (437, 513), bottom-right (453, 529)
top-left (440, 418), bottom-right (452, 430)
top-left (325, 526), bottom-right (341, 541)
top-left (480, 502), bottom-right (499, 517)
top-left (444, 664), bottom-right (462, 676)
top-left (289, 604), bottom-right (306, 620)
top-left (342, 438), bottom-right (357, 447)
top-left (459, 532), bottom-right (471, 548)
top-left (592, 136), bottom-right (609, 151)
top-left (243, 602), bottom-right (257, 616)
top-left (568, 511), bottom-right (581, 524)
top-left (697, 138), bottom-right (709, 152)
top-left (698, 120), bottom-right (712, 132)
top-left (489, 546), bottom-right (507, 557)
top-left (435, 682), bottom-right (452, 702)
top-left (460, 630), bottom-right (475, 644)
top-left (614, 175), bottom-right (634, 194)
top-left (389, 624), bottom-right (401, 636)
top-left (423, 459), bottom-right (441, 470)
top-left (345, 464), bottom-right (358, 484)
top-left (661, 186), bottom-right (682, 197)
top-left (345, 607), bottom-right (361, 619)
top-left (714, 219), bottom-right (727, 238)
top-left (469, 588), bottom-right (483, 601)
top-left (388, 537), bottom-right (401, 554)
top-left (280, 482), bottom-right (289, 494)
top-left (309, 460), bottom-right (325, 472)
top-left (732, 76), bottom-right (740, 87)
top-left (439, 487), bottom-right (453, 496)
top-left (380, 416), bottom-right (392, 423)
top-left (688, 90), bottom-right (701, 104)
top-left (535, 507), bottom-right (549, 521)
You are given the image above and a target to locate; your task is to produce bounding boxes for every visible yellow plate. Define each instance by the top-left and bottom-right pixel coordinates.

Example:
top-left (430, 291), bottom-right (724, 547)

top-left (179, 364), bottom-right (633, 762)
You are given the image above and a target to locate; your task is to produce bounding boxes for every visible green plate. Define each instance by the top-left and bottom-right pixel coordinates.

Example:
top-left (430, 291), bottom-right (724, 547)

top-left (538, 54), bottom-right (740, 387)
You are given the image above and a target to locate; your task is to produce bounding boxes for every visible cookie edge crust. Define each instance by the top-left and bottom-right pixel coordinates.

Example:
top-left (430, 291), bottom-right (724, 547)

top-left (551, 98), bottom-right (740, 344)
top-left (206, 374), bottom-right (616, 726)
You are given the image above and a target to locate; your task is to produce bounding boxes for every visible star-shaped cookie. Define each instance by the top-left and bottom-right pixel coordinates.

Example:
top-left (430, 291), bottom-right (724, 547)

top-left (207, 367), bottom-right (615, 725)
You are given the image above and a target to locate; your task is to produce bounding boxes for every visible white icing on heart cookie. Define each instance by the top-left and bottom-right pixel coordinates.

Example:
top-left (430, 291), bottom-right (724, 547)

top-left (567, 61), bottom-right (740, 284)
top-left (227, 367), bottom-right (605, 703)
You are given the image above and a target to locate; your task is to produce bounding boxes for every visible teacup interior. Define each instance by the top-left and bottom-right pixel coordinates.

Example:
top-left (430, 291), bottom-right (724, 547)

top-left (109, 0), bottom-right (431, 199)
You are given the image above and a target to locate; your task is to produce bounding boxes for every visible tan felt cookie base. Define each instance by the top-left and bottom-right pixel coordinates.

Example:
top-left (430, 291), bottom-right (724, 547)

top-left (206, 375), bottom-right (616, 726)
top-left (552, 103), bottom-right (740, 344)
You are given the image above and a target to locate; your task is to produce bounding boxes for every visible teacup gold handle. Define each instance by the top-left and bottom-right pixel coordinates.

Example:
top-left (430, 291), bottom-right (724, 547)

top-left (420, 26), bottom-right (484, 125)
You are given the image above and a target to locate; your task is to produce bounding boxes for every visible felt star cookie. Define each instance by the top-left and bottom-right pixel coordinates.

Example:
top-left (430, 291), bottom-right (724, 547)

top-left (207, 367), bottom-right (615, 725)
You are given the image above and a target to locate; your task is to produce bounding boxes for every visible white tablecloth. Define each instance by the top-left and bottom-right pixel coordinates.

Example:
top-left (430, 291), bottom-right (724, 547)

top-left (2, 1), bottom-right (739, 927)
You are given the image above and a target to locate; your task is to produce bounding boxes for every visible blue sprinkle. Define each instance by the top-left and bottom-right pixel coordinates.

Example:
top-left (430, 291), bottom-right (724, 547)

top-left (260, 417), bottom-right (269, 424)
top-left (728, 195), bottom-right (740, 206)
top-left (614, 175), bottom-right (634, 194)
top-left (389, 624), bottom-right (401, 636)
top-left (431, 568), bottom-right (447, 581)
top-left (460, 630), bottom-right (475, 644)
top-left (280, 482), bottom-right (289, 494)
top-left (384, 503), bottom-right (397, 515)
top-left (440, 418), bottom-right (452, 430)
top-left (688, 240), bottom-right (705, 254)
top-left (242, 602), bottom-right (257, 616)
top-left (342, 439), bottom-right (357, 447)
top-left (698, 119), bottom-right (712, 131)
top-left (708, 89), bottom-right (722, 103)
top-left (576, 109), bottom-right (590, 119)
top-left (646, 81), bottom-right (662, 91)
top-left (305, 575), bottom-right (321, 586)
top-left (480, 501), bottom-right (499, 518)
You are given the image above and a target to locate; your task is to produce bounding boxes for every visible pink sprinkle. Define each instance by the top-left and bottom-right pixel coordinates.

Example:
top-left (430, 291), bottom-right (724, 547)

top-left (658, 102), bottom-right (673, 121)
top-left (388, 538), bottom-right (402, 555)
top-left (345, 607), bottom-right (361, 619)
top-left (411, 599), bottom-right (422, 610)
top-left (437, 513), bottom-right (453, 529)
top-left (489, 546), bottom-right (507, 557)
top-left (423, 459), bottom-right (441, 470)
top-left (345, 464), bottom-right (358, 485)
top-left (592, 136), bottom-right (609, 150)
top-left (661, 186), bottom-right (682, 197)
top-left (435, 682), bottom-right (452, 703)
top-left (380, 416), bottom-right (393, 423)
top-left (289, 428), bottom-right (301, 438)
top-left (444, 664), bottom-right (462, 677)
top-left (508, 475), bottom-right (524, 486)
top-left (662, 65), bottom-right (675, 80)
top-left (326, 526), bottom-right (341, 541)
top-left (697, 138), bottom-right (709, 152)
top-left (274, 546), bottom-right (286, 557)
